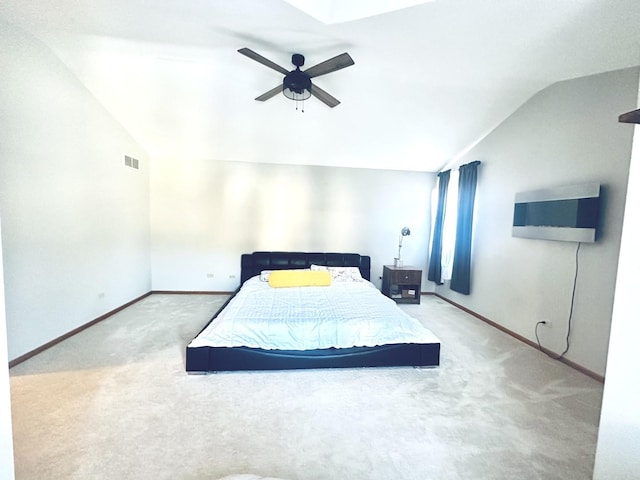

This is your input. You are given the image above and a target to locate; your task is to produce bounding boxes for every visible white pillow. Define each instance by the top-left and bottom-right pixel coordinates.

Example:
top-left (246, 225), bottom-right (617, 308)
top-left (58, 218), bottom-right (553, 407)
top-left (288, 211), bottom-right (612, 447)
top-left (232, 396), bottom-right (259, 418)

top-left (310, 264), bottom-right (363, 282)
top-left (259, 270), bottom-right (273, 282)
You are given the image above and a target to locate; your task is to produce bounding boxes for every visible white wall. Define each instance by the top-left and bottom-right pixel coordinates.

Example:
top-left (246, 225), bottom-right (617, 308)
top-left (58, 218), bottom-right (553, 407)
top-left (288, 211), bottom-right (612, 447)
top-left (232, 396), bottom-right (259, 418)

top-left (593, 85), bottom-right (640, 479)
top-left (0, 220), bottom-right (15, 479)
top-left (0, 21), bottom-right (151, 361)
top-left (434, 67), bottom-right (639, 376)
top-left (151, 157), bottom-right (436, 291)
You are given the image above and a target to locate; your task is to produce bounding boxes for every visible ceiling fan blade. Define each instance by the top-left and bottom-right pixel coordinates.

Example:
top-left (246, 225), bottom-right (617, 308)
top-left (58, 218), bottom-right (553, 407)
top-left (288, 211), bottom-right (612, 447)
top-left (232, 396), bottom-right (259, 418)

top-left (238, 48), bottom-right (289, 75)
top-left (304, 53), bottom-right (354, 78)
top-left (310, 84), bottom-right (340, 108)
top-left (255, 85), bottom-right (283, 102)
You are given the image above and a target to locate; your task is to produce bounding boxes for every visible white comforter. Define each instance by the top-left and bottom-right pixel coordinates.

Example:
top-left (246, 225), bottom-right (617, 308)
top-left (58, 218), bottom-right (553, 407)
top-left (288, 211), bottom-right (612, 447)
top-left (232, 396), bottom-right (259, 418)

top-left (188, 277), bottom-right (440, 350)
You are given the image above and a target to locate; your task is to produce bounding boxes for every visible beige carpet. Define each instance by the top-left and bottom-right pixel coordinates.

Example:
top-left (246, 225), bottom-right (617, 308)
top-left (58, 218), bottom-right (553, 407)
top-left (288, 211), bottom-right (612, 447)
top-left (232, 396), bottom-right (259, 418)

top-left (9, 294), bottom-right (603, 479)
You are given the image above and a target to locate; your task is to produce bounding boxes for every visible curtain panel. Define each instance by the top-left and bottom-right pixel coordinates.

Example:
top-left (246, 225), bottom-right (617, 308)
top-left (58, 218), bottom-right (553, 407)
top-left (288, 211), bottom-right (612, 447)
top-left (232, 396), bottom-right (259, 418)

top-left (427, 170), bottom-right (450, 285)
top-left (450, 161), bottom-right (481, 294)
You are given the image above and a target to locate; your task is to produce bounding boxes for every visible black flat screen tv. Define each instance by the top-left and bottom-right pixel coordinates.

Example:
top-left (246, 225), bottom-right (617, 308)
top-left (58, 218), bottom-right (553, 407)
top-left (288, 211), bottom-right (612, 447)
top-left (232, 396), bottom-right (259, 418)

top-left (512, 183), bottom-right (601, 242)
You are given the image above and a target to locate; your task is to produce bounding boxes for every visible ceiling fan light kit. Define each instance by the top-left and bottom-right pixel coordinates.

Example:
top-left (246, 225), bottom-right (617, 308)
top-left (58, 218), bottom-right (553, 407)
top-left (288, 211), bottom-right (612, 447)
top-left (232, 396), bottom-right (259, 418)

top-left (238, 48), bottom-right (354, 108)
top-left (283, 59), bottom-right (312, 101)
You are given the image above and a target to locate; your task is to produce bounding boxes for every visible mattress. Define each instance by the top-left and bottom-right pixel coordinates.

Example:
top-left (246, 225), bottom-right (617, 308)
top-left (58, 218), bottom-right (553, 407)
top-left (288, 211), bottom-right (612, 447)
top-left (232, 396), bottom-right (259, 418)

top-left (188, 276), bottom-right (440, 351)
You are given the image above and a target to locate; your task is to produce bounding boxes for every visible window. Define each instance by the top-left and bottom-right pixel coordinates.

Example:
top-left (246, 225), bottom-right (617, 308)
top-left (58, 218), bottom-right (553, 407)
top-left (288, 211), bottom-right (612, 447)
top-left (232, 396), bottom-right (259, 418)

top-left (429, 161), bottom-right (480, 294)
top-left (440, 169), bottom-right (458, 281)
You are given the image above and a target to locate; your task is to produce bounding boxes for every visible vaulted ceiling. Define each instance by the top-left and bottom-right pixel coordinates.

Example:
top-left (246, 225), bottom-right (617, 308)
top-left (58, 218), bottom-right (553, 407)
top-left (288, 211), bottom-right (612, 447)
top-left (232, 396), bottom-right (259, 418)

top-left (1, 0), bottom-right (639, 172)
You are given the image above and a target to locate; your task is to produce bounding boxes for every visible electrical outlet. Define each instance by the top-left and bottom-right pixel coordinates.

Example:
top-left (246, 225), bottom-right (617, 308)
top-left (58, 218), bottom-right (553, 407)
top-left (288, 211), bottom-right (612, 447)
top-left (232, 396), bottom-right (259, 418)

top-left (206, 273), bottom-right (214, 278)
top-left (541, 320), bottom-right (552, 328)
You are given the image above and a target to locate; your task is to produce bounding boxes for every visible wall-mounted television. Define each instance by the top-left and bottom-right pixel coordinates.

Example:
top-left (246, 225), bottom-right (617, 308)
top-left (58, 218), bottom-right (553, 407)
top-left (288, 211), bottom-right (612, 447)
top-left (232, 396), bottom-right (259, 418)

top-left (512, 183), bottom-right (601, 242)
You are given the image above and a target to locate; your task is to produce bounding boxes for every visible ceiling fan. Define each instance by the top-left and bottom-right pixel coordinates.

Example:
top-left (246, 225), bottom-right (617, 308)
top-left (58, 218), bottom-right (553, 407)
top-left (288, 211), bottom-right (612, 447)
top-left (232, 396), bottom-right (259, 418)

top-left (238, 48), bottom-right (355, 108)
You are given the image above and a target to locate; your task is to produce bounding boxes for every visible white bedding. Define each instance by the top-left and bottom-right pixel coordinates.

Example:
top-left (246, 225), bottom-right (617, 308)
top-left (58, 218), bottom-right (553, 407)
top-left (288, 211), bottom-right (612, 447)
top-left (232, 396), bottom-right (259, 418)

top-left (188, 276), bottom-right (440, 350)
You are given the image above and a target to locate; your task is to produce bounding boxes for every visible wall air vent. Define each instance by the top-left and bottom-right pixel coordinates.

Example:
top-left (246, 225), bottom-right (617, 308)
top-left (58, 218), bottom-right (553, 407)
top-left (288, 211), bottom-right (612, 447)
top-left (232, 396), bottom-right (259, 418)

top-left (124, 155), bottom-right (139, 170)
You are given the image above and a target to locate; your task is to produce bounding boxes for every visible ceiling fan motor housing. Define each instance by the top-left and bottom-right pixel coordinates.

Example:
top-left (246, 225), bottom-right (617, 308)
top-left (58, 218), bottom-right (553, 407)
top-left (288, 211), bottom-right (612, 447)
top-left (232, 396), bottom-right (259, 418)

top-left (283, 70), bottom-right (311, 95)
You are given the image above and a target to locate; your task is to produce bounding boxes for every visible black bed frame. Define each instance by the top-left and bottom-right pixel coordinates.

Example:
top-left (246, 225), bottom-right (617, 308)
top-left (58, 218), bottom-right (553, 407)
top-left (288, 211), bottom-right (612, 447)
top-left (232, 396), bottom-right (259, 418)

top-left (185, 251), bottom-right (440, 373)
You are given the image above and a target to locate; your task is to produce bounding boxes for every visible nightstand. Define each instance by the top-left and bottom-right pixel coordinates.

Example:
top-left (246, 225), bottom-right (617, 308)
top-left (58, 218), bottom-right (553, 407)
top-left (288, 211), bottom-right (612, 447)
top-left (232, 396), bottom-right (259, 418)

top-left (381, 265), bottom-right (422, 304)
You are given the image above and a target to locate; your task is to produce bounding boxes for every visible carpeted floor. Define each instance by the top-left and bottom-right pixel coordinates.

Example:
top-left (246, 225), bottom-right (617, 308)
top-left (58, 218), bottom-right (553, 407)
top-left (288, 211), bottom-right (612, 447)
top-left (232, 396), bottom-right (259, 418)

top-left (9, 294), bottom-right (603, 479)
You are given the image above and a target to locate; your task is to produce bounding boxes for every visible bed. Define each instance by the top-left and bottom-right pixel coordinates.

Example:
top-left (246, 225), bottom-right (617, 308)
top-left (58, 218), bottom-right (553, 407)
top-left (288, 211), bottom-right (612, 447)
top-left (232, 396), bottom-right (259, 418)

top-left (185, 251), bottom-right (440, 373)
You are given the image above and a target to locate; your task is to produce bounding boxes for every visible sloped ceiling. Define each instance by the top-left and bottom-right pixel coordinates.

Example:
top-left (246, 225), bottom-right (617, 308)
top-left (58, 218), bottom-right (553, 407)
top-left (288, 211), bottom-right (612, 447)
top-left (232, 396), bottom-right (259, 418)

top-left (1, 0), bottom-right (639, 172)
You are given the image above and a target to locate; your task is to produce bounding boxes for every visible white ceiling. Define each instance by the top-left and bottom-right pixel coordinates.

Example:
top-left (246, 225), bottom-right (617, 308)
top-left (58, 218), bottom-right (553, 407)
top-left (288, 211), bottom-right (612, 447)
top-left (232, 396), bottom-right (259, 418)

top-left (1, 0), bottom-right (639, 172)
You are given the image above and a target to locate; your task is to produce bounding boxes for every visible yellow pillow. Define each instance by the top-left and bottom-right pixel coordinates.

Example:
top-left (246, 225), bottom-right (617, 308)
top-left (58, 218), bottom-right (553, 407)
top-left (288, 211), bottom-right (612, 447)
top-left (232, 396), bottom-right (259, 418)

top-left (268, 269), bottom-right (332, 288)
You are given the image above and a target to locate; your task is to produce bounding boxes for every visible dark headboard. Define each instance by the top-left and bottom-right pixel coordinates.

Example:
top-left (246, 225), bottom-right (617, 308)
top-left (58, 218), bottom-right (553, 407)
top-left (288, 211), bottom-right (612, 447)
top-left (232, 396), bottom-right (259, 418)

top-left (240, 251), bottom-right (371, 285)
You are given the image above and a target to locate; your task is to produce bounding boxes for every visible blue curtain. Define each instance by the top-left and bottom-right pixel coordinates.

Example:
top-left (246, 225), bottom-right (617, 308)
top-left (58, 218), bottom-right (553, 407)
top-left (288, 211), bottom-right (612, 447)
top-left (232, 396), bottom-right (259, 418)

top-left (450, 161), bottom-right (480, 294)
top-left (427, 170), bottom-right (450, 285)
